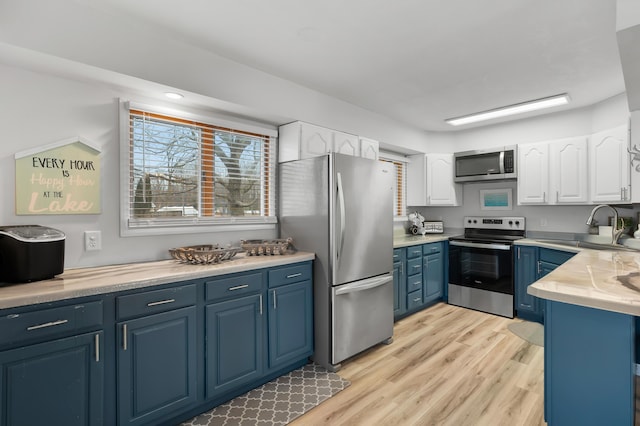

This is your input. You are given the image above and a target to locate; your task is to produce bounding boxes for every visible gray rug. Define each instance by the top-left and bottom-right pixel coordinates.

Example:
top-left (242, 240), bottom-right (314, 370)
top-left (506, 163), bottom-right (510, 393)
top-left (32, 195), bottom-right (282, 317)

top-left (508, 321), bottom-right (544, 346)
top-left (181, 363), bottom-right (350, 426)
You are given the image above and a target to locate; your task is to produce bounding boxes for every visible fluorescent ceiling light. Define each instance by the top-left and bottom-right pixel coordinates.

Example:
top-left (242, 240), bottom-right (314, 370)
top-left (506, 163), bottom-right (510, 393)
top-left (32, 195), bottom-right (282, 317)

top-left (445, 94), bottom-right (570, 126)
top-left (164, 92), bottom-right (184, 100)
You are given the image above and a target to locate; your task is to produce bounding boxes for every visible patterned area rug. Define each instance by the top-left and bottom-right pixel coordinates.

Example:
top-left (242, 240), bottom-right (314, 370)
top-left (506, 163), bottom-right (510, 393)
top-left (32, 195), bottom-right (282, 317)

top-left (508, 321), bottom-right (544, 347)
top-left (181, 363), bottom-right (350, 426)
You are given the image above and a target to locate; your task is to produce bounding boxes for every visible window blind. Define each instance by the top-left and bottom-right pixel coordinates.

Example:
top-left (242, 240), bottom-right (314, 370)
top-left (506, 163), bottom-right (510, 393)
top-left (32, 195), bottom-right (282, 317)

top-left (126, 107), bottom-right (276, 229)
top-left (380, 157), bottom-right (407, 217)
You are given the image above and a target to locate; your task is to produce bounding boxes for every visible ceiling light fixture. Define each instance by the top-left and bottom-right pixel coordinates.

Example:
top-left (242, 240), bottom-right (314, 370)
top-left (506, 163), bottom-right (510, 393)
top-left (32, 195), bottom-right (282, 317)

top-left (164, 92), bottom-right (184, 100)
top-left (445, 93), bottom-right (570, 126)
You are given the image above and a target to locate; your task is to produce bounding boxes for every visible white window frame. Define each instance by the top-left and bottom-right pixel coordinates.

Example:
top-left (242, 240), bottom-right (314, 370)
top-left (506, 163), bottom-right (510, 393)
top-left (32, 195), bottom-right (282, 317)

top-left (379, 151), bottom-right (408, 220)
top-left (119, 99), bottom-right (277, 237)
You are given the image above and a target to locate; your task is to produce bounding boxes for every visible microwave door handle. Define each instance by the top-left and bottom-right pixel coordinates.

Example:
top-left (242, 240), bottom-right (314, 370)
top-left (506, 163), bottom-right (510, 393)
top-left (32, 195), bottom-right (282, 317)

top-left (499, 151), bottom-right (505, 174)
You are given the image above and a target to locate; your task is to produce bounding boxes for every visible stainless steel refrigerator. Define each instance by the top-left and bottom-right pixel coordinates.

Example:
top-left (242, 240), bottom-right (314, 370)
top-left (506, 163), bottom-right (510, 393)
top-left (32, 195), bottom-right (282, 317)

top-left (279, 153), bottom-right (394, 371)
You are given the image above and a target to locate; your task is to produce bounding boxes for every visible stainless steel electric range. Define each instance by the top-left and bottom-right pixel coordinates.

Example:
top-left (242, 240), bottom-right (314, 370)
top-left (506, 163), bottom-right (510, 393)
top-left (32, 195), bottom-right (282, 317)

top-left (448, 216), bottom-right (526, 318)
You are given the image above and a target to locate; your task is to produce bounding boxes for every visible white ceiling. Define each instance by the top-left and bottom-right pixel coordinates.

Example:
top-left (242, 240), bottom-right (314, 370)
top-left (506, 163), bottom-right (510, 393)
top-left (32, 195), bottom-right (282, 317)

top-left (37, 0), bottom-right (633, 131)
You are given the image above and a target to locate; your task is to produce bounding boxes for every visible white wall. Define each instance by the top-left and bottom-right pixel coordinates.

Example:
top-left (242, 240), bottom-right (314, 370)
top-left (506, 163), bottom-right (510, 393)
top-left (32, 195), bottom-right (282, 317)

top-left (0, 63), bottom-right (282, 268)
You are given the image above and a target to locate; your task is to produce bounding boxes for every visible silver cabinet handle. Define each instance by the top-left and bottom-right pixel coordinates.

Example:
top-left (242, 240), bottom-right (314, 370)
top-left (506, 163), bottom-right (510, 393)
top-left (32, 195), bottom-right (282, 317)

top-left (556, 191), bottom-right (559, 203)
top-left (147, 298), bottom-right (175, 307)
top-left (537, 261), bottom-right (542, 275)
top-left (229, 284), bottom-right (249, 291)
top-left (272, 290), bottom-right (277, 309)
top-left (95, 334), bottom-right (100, 362)
top-left (259, 294), bottom-right (263, 315)
top-left (27, 319), bottom-right (68, 331)
top-left (543, 192), bottom-right (546, 203)
top-left (413, 297), bottom-right (421, 302)
top-left (123, 324), bottom-right (128, 351)
top-left (286, 273), bottom-right (302, 279)
top-left (621, 188), bottom-right (624, 200)
top-left (517, 247), bottom-right (520, 260)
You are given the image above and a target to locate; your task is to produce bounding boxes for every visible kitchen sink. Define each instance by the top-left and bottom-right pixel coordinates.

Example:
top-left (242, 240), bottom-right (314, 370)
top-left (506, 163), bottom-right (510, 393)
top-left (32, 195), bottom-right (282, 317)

top-left (535, 239), bottom-right (638, 252)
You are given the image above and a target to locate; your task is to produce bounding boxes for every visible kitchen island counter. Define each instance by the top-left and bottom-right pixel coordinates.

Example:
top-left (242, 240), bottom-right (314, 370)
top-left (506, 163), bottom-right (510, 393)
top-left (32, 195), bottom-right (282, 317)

top-left (517, 239), bottom-right (638, 425)
top-left (518, 240), bottom-right (640, 316)
top-left (0, 251), bottom-right (315, 310)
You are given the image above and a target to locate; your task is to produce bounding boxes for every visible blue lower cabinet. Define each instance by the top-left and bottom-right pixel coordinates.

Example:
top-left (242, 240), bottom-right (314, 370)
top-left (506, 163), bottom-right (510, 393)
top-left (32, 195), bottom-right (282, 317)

top-left (393, 248), bottom-right (406, 318)
top-left (544, 300), bottom-right (634, 425)
top-left (267, 280), bottom-right (313, 370)
top-left (515, 246), bottom-right (576, 323)
top-left (394, 242), bottom-right (445, 319)
top-left (423, 250), bottom-right (443, 304)
top-left (117, 307), bottom-right (197, 426)
top-left (205, 294), bottom-right (264, 399)
top-left (0, 331), bottom-right (104, 426)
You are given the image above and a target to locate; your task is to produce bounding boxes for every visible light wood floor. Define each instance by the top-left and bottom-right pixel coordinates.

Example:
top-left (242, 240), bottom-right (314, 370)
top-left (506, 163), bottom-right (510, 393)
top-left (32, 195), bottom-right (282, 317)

top-left (290, 303), bottom-right (546, 426)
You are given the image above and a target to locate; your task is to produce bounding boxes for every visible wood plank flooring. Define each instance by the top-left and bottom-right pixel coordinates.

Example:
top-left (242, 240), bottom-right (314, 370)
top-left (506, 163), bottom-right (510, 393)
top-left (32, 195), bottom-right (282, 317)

top-left (290, 303), bottom-right (546, 426)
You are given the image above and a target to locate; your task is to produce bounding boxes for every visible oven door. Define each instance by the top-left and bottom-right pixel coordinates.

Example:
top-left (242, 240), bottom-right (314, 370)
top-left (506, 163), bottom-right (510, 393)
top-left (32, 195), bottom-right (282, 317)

top-left (448, 240), bottom-right (514, 317)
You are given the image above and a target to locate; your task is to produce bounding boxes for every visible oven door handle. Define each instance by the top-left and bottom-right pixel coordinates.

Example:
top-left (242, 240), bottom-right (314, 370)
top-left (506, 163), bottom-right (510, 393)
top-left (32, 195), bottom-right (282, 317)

top-left (449, 240), bottom-right (512, 251)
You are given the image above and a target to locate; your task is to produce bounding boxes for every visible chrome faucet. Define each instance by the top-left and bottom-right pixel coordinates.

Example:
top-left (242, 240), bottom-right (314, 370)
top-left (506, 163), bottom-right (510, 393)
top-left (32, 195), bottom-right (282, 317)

top-left (585, 204), bottom-right (625, 245)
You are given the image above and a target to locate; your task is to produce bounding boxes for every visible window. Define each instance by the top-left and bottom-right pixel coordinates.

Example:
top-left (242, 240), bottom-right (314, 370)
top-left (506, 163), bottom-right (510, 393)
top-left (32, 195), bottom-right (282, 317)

top-left (121, 101), bottom-right (276, 235)
top-left (379, 156), bottom-right (407, 218)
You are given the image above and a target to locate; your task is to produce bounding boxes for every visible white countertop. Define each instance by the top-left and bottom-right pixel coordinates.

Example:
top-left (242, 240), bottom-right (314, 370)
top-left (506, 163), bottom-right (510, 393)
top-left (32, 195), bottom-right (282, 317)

top-left (0, 252), bottom-right (315, 310)
top-left (519, 240), bottom-right (640, 316)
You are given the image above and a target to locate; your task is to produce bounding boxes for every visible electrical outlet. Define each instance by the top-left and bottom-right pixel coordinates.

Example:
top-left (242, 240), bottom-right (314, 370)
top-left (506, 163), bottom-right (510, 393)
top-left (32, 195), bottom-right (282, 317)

top-left (84, 231), bottom-right (102, 251)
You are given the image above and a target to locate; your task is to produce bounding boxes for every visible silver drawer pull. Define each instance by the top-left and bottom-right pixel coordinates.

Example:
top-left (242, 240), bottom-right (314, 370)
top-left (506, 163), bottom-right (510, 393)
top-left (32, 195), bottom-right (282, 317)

top-left (147, 298), bottom-right (175, 307)
top-left (413, 298), bottom-right (421, 302)
top-left (286, 273), bottom-right (302, 279)
top-left (228, 284), bottom-right (249, 291)
top-left (27, 319), bottom-right (68, 331)
top-left (95, 334), bottom-right (100, 362)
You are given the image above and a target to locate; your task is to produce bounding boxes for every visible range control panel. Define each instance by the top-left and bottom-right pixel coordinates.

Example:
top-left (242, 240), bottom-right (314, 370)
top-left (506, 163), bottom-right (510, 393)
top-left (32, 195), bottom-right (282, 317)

top-left (463, 216), bottom-right (525, 231)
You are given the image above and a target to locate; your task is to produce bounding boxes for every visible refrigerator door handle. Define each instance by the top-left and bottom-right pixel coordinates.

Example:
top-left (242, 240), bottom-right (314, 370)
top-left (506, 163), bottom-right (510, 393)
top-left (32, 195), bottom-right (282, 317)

top-left (334, 274), bottom-right (393, 295)
top-left (336, 172), bottom-right (346, 263)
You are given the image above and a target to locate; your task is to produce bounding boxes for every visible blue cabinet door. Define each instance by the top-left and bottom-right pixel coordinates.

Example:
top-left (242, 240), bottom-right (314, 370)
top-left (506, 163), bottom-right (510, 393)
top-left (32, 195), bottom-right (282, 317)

top-left (514, 246), bottom-right (542, 322)
top-left (423, 246), bottom-right (443, 304)
top-left (393, 249), bottom-right (406, 318)
top-left (206, 294), bottom-right (264, 399)
top-left (117, 306), bottom-right (197, 426)
top-left (267, 280), bottom-right (313, 369)
top-left (0, 331), bottom-right (104, 426)
top-left (545, 300), bottom-right (634, 425)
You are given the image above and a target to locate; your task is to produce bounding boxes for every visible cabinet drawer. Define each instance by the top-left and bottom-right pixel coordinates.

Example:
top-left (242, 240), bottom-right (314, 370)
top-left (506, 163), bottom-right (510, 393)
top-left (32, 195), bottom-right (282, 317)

top-left (539, 248), bottom-right (575, 265)
top-left (406, 246), bottom-right (423, 259)
top-left (393, 248), bottom-right (405, 262)
top-left (206, 272), bottom-right (263, 301)
top-left (423, 242), bottom-right (442, 255)
top-left (407, 273), bottom-right (422, 293)
top-left (407, 290), bottom-right (423, 310)
top-left (268, 263), bottom-right (312, 288)
top-left (117, 284), bottom-right (196, 320)
top-left (0, 301), bottom-right (103, 347)
top-left (406, 258), bottom-right (422, 276)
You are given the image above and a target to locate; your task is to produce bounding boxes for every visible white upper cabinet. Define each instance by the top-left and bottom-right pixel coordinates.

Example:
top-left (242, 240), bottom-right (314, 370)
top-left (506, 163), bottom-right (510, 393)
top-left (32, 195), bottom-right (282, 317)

top-left (278, 121), bottom-right (379, 162)
top-left (589, 124), bottom-right (630, 203)
top-left (407, 153), bottom-right (460, 206)
top-left (359, 137), bottom-right (380, 160)
top-left (550, 137), bottom-right (588, 204)
top-left (299, 123), bottom-right (333, 159)
top-left (518, 143), bottom-right (549, 204)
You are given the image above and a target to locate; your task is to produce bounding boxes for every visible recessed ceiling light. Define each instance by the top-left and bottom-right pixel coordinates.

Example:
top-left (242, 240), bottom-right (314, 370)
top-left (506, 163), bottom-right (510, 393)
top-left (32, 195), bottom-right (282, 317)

top-left (445, 94), bottom-right (571, 126)
top-left (164, 92), bottom-right (184, 100)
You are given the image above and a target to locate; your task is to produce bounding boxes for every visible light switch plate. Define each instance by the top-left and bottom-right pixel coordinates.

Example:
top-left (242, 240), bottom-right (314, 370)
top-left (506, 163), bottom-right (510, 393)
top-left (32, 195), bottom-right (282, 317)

top-left (84, 231), bottom-right (102, 251)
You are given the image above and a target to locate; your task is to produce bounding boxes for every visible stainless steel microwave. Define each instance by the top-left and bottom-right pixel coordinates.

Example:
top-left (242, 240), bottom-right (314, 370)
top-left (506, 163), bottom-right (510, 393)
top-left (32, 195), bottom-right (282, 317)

top-left (454, 146), bottom-right (517, 183)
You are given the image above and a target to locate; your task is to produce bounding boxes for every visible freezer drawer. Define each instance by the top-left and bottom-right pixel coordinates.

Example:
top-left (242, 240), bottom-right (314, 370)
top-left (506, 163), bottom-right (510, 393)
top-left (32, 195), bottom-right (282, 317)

top-left (331, 273), bottom-right (393, 365)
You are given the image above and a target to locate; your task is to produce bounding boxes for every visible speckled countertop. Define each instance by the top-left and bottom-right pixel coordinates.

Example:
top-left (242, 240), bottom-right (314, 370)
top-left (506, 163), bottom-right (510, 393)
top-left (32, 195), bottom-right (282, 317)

top-left (516, 239), bottom-right (640, 316)
top-left (0, 252), bottom-right (315, 310)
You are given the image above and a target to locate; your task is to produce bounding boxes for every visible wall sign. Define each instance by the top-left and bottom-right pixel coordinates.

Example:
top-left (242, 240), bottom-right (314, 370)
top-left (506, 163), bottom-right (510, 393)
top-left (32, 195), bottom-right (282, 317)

top-left (15, 137), bottom-right (101, 215)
